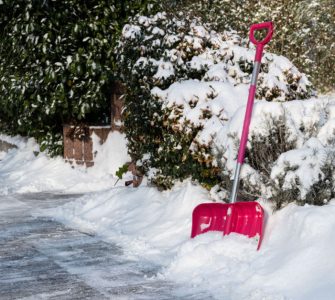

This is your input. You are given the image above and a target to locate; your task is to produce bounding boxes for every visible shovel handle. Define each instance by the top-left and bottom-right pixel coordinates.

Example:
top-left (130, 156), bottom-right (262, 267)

top-left (249, 22), bottom-right (273, 62)
top-left (230, 22), bottom-right (274, 203)
top-left (249, 22), bottom-right (273, 46)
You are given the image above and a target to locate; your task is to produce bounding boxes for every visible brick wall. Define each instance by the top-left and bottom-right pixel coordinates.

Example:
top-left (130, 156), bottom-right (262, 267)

top-left (62, 81), bottom-right (143, 187)
top-left (63, 81), bottom-right (125, 167)
top-left (63, 125), bottom-right (111, 167)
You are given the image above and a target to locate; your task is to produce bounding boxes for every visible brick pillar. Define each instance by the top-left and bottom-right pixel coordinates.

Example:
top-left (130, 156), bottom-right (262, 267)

top-left (63, 126), bottom-right (74, 161)
top-left (111, 81), bottom-right (125, 132)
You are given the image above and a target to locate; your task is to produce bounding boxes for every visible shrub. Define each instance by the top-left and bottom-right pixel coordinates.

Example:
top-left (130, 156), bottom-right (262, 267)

top-left (215, 96), bottom-right (335, 207)
top-left (117, 12), bottom-right (313, 189)
top-left (167, 0), bottom-right (335, 92)
top-left (0, 0), bottom-right (160, 154)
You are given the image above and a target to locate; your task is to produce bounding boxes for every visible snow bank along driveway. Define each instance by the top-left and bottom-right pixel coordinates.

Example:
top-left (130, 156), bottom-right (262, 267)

top-left (1, 124), bottom-right (335, 299)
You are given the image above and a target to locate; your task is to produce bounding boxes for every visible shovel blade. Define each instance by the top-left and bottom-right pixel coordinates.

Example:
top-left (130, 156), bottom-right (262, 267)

top-left (191, 202), bottom-right (264, 249)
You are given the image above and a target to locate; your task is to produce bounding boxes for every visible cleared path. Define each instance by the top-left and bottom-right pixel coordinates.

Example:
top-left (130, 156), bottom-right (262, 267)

top-left (0, 193), bottom-right (210, 300)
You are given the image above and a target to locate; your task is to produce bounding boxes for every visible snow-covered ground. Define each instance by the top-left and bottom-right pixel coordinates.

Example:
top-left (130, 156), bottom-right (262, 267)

top-left (0, 132), bottom-right (131, 195)
top-left (1, 129), bottom-right (335, 300)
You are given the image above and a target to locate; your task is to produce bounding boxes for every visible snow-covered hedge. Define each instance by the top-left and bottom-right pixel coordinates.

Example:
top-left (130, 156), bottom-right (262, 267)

top-left (216, 95), bottom-right (335, 208)
top-left (119, 12), bottom-right (313, 101)
top-left (117, 12), bottom-right (315, 194)
top-left (170, 0), bottom-right (335, 91)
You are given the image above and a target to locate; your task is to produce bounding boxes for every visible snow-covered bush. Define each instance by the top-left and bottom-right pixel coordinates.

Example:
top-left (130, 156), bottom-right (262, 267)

top-left (117, 12), bottom-right (314, 190)
top-left (170, 0), bottom-right (335, 92)
top-left (216, 96), bottom-right (335, 207)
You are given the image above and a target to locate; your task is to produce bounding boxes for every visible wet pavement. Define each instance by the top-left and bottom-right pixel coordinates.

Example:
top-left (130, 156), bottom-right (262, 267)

top-left (0, 193), bottom-right (210, 300)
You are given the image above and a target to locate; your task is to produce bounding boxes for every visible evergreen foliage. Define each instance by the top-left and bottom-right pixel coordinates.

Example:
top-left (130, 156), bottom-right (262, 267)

top-left (117, 12), bottom-right (313, 189)
top-left (169, 0), bottom-right (334, 92)
top-left (0, 0), bottom-right (160, 154)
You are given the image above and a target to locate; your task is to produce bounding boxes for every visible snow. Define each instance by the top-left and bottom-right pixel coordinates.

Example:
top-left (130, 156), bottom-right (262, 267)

top-left (151, 80), bottom-right (249, 143)
top-left (44, 179), bottom-right (335, 300)
top-left (153, 60), bottom-right (175, 81)
top-left (270, 138), bottom-right (327, 199)
top-left (210, 94), bottom-right (335, 199)
top-left (91, 131), bottom-right (130, 177)
top-left (0, 132), bottom-right (131, 195)
top-left (122, 24), bottom-right (141, 40)
top-left (152, 27), bottom-right (165, 36)
top-left (48, 181), bottom-right (207, 265)
top-left (1, 10), bottom-right (333, 297)
top-left (2, 112), bottom-right (335, 299)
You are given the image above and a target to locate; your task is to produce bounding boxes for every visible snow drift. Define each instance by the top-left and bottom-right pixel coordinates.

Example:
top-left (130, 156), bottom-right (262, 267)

top-left (0, 132), bottom-right (131, 195)
top-left (2, 115), bottom-right (335, 299)
top-left (48, 182), bottom-right (335, 300)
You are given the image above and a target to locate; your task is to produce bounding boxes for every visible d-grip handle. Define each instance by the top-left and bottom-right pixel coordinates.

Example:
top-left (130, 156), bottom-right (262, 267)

top-left (249, 22), bottom-right (273, 46)
top-left (249, 22), bottom-right (273, 62)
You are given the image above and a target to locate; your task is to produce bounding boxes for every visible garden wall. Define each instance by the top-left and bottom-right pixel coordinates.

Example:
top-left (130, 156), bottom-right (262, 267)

top-left (63, 81), bottom-right (125, 167)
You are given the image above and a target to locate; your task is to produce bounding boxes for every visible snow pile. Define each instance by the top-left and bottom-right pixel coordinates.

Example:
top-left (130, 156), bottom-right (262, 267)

top-left (91, 131), bottom-right (131, 177)
top-left (49, 181), bottom-right (207, 264)
top-left (47, 181), bottom-right (335, 300)
top-left (0, 132), bottom-right (131, 195)
top-left (2, 119), bottom-right (335, 299)
top-left (163, 200), bottom-right (335, 300)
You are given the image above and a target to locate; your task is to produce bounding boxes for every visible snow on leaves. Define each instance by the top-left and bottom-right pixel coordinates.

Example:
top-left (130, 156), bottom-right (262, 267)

top-left (117, 12), bottom-right (320, 196)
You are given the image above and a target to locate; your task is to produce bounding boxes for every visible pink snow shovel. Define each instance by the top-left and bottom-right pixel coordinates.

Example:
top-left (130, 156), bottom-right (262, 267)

top-left (191, 22), bottom-right (274, 250)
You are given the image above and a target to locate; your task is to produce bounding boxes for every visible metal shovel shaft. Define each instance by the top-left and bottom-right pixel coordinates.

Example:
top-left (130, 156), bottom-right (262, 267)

top-left (229, 60), bottom-right (261, 204)
top-left (229, 21), bottom-right (274, 204)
